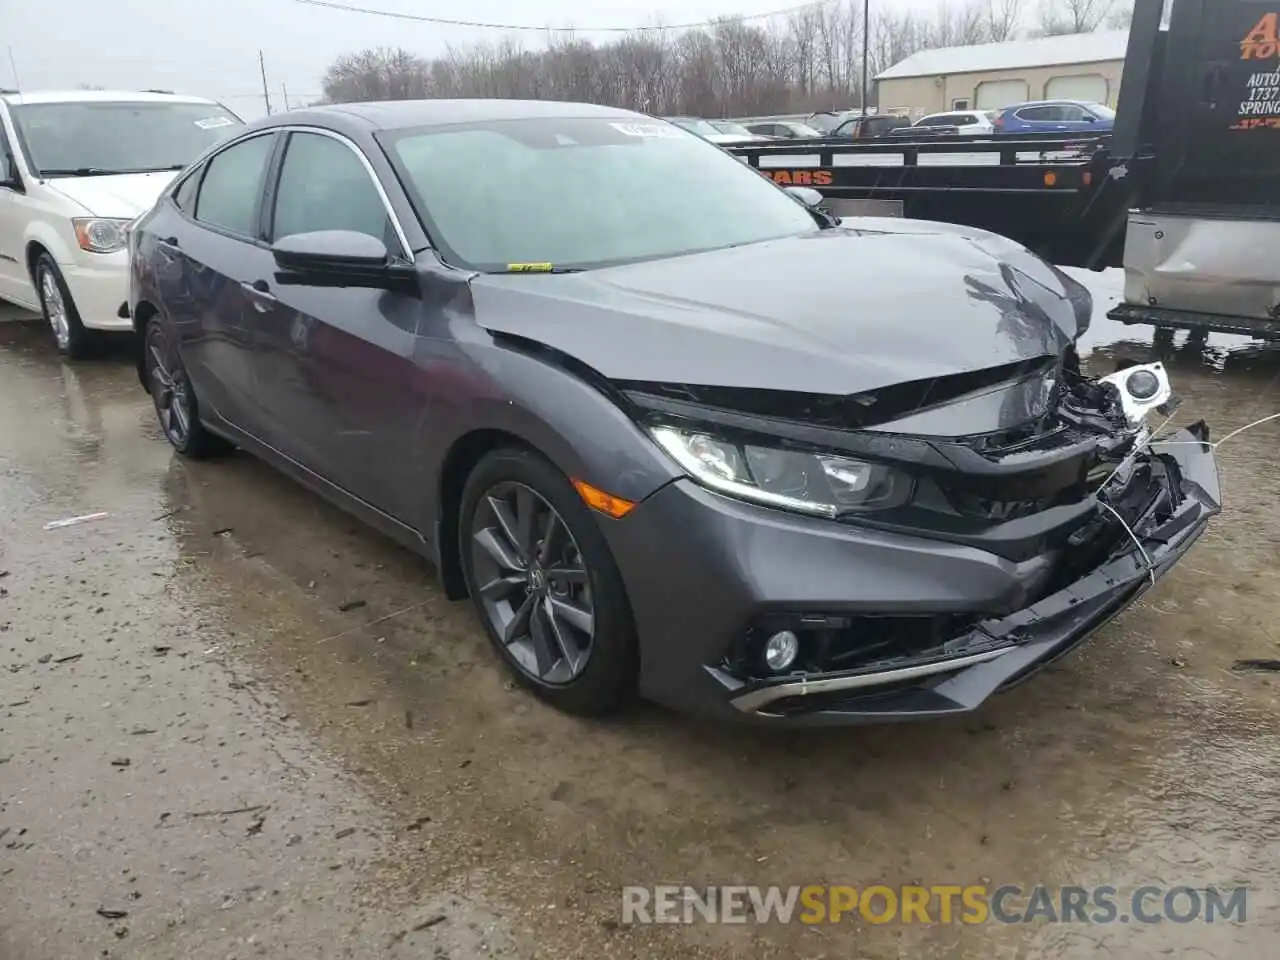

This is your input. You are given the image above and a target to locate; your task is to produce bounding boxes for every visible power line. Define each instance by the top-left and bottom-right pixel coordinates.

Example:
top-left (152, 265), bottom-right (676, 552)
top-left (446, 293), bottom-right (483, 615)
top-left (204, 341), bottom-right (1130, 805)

top-left (292, 0), bottom-right (832, 33)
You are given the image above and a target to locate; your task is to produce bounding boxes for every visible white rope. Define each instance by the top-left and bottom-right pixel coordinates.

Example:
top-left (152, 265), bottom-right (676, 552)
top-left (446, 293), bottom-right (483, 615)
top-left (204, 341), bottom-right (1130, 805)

top-left (1098, 501), bottom-right (1156, 587)
top-left (1098, 407), bottom-right (1280, 588)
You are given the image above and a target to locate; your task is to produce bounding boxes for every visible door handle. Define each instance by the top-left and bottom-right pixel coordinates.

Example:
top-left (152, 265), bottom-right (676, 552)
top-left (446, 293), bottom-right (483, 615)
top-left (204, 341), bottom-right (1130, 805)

top-left (158, 235), bottom-right (179, 247)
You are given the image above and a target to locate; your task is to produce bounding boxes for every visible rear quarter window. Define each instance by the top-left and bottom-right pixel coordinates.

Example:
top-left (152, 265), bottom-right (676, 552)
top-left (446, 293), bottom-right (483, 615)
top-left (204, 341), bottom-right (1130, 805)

top-left (171, 168), bottom-right (201, 212)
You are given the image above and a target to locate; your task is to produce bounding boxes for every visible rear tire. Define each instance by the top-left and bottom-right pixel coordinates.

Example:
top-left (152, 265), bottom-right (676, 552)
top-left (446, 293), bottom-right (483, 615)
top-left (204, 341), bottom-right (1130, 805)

top-left (34, 254), bottom-right (93, 360)
top-left (143, 317), bottom-right (232, 459)
top-left (459, 447), bottom-right (638, 717)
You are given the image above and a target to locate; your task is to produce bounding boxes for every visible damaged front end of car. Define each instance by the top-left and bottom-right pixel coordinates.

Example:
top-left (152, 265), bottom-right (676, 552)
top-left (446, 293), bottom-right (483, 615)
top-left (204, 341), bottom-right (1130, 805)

top-left (616, 355), bottom-right (1221, 723)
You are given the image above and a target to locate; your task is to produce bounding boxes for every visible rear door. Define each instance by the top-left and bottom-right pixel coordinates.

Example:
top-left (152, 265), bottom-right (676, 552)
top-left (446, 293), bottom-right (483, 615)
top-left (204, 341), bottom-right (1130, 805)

top-left (164, 131), bottom-right (279, 431)
top-left (255, 127), bottom-right (424, 520)
top-left (1012, 105), bottom-right (1059, 131)
top-left (1055, 103), bottom-right (1097, 132)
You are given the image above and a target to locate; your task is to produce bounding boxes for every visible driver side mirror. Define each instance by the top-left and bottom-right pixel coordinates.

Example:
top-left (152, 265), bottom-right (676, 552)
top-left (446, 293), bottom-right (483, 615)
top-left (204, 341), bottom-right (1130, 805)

top-left (271, 230), bottom-right (416, 292)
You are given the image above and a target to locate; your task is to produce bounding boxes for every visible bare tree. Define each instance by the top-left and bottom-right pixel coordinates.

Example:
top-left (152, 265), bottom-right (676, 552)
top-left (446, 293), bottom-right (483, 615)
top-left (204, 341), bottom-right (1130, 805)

top-left (323, 0), bottom-right (1129, 119)
top-left (1033, 0), bottom-right (1116, 35)
top-left (984, 0), bottom-right (1024, 40)
top-left (321, 47), bottom-right (429, 102)
top-left (931, 1), bottom-right (990, 47)
top-left (1106, 2), bottom-right (1135, 29)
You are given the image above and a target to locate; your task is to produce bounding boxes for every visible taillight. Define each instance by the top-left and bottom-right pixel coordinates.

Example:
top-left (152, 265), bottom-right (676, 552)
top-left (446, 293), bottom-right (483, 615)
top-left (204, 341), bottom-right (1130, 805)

top-left (993, 115), bottom-right (1005, 130)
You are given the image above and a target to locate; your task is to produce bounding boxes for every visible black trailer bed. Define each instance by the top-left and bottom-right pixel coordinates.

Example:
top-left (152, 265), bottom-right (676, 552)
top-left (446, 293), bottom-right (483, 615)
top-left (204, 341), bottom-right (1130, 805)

top-left (725, 133), bottom-right (1144, 268)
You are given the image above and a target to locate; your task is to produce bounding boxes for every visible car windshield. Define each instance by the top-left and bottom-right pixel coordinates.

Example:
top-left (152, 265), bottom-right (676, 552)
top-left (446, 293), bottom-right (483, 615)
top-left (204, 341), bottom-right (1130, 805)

top-left (382, 117), bottom-right (820, 273)
top-left (1085, 103), bottom-right (1116, 119)
top-left (712, 121), bottom-right (752, 136)
top-left (11, 101), bottom-right (243, 177)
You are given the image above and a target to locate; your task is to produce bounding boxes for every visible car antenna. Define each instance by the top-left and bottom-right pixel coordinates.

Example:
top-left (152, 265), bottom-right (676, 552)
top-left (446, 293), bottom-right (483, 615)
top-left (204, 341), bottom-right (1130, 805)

top-left (5, 45), bottom-right (21, 100)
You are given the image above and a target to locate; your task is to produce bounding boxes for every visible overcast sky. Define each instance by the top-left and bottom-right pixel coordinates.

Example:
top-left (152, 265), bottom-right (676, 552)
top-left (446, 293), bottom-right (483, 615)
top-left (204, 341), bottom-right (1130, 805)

top-left (4, 0), bottom-right (938, 119)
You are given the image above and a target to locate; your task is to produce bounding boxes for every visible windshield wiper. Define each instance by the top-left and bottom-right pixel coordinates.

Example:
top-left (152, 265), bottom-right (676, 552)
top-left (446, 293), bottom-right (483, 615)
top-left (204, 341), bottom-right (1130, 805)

top-left (40, 167), bottom-right (121, 177)
top-left (40, 165), bottom-right (186, 177)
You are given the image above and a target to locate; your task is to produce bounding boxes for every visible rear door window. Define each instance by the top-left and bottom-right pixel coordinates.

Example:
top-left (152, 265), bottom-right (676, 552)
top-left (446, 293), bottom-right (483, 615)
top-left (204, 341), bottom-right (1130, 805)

top-left (1015, 106), bottom-right (1053, 122)
top-left (193, 133), bottom-right (276, 237)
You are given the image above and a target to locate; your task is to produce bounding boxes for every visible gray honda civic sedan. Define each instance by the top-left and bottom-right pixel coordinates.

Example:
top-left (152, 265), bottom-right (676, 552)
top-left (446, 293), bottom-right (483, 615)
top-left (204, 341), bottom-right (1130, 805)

top-left (127, 99), bottom-right (1221, 725)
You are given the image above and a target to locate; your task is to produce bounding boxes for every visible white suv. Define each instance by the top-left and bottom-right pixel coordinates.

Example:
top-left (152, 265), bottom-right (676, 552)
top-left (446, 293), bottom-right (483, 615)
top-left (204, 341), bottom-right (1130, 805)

top-left (0, 90), bottom-right (243, 357)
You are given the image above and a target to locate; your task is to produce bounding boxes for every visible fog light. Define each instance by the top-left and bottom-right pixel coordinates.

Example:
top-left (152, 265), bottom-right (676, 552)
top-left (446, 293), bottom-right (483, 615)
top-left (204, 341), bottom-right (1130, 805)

top-left (763, 630), bottom-right (800, 672)
top-left (1125, 369), bottom-right (1160, 400)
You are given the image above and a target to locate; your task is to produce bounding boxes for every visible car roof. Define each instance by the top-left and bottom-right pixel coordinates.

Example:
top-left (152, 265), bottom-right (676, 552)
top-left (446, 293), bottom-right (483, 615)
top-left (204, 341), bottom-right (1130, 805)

top-left (0, 89), bottom-right (220, 106)
top-left (227, 99), bottom-right (650, 141)
top-left (316, 98), bottom-right (642, 128)
top-left (1002, 99), bottom-right (1098, 109)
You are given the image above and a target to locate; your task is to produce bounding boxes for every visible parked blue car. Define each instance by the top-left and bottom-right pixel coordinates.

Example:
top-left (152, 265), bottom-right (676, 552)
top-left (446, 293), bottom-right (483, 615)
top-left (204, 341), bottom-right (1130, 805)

top-left (992, 100), bottom-right (1116, 134)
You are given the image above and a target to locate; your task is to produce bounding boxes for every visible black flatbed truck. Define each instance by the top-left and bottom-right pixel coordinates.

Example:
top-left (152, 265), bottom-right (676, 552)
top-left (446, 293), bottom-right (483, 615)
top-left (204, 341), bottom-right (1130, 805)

top-left (726, 0), bottom-right (1280, 339)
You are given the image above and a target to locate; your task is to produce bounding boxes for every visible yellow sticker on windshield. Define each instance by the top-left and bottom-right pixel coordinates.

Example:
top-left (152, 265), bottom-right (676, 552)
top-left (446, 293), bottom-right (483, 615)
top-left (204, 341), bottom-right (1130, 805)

top-left (506, 262), bottom-right (554, 273)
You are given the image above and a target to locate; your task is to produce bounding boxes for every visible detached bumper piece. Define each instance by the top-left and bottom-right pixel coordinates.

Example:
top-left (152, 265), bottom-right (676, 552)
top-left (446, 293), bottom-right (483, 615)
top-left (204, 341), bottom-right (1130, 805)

top-left (715, 426), bottom-right (1220, 724)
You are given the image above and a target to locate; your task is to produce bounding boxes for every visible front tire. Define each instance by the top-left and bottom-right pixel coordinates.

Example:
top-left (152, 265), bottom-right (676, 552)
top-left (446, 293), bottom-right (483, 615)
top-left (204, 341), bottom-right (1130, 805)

top-left (143, 318), bottom-right (231, 459)
top-left (459, 447), bottom-right (638, 717)
top-left (34, 254), bottom-right (92, 359)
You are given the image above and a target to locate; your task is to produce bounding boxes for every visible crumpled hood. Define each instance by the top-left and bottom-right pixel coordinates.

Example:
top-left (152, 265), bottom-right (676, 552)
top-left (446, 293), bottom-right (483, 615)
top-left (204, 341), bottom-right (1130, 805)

top-left (45, 171), bottom-right (178, 218)
top-left (470, 221), bottom-right (1089, 398)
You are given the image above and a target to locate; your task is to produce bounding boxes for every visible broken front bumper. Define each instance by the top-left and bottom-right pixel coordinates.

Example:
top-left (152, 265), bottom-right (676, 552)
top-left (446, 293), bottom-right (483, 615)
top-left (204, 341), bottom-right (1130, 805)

top-left (604, 426), bottom-right (1220, 726)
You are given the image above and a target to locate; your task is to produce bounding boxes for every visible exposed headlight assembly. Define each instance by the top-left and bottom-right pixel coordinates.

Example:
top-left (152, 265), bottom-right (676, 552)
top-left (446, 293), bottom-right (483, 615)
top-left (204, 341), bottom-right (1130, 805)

top-left (649, 425), bottom-right (912, 518)
top-left (72, 217), bottom-right (131, 254)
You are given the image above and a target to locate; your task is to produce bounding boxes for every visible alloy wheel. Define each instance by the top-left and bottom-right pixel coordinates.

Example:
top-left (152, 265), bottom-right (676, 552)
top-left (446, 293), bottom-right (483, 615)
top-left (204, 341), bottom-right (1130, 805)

top-left (41, 269), bottom-right (70, 351)
top-left (470, 482), bottom-right (594, 684)
top-left (147, 335), bottom-right (192, 446)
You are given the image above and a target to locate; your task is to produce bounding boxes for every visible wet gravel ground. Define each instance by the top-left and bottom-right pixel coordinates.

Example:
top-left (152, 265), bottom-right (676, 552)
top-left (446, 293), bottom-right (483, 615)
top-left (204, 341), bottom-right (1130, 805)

top-left (2, 275), bottom-right (1279, 959)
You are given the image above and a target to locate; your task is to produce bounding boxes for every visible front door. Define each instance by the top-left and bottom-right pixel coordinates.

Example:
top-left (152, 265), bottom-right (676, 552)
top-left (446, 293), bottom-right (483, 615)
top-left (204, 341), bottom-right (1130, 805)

top-left (251, 128), bottom-right (425, 522)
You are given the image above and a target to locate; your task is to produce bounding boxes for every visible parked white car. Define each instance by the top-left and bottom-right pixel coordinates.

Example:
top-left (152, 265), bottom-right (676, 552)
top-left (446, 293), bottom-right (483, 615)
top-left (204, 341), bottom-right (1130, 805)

top-left (912, 110), bottom-right (996, 135)
top-left (0, 90), bottom-right (243, 357)
top-left (662, 116), bottom-right (767, 145)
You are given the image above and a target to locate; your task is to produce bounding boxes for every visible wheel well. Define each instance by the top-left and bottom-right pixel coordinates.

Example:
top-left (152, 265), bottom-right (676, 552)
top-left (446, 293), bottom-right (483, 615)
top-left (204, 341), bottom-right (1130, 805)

top-left (24, 241), bottom-right (48, 282)
top-left (131, 301), bottom-right (159, 387)
top-left (435, 428), bottom-right (530, 601)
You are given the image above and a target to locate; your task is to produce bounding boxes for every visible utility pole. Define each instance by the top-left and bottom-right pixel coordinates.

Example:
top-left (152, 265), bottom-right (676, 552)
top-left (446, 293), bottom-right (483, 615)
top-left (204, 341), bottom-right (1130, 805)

top-left (281, 82), bottom-right (290, 112)
top-left (259, 50), bottom-right (273, 116)
top-left (860, 0), bottom-right (870, 115)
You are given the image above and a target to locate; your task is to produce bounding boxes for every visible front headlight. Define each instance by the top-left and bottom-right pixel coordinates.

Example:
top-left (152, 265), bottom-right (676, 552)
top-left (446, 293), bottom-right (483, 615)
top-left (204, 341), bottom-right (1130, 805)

top-left (72, 218), bottom-right (131, 254)
top-left (649, 425), bottom-right (912, 518)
